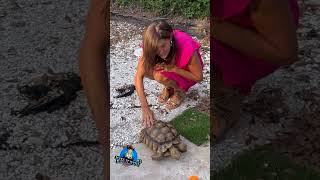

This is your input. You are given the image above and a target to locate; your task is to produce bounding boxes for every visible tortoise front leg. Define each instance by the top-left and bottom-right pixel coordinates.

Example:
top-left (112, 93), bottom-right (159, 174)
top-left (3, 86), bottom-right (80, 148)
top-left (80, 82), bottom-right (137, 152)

top-left (151, 152), bottom-right (164, 160)
top-left (174, 143), bottom-right (187, 152)
top-left (169, 146), bottom-right (181, 160)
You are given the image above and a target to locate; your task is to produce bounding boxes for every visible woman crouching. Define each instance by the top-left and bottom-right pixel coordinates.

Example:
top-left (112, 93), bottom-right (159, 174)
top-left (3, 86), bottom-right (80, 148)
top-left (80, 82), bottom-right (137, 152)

top-left (135, 19), bottom-right (204, 127)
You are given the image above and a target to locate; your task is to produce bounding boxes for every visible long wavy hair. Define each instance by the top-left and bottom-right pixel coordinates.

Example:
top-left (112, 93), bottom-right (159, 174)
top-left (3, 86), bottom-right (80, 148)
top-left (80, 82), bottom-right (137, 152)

top-left (142, 19), bottom-right (176, 71)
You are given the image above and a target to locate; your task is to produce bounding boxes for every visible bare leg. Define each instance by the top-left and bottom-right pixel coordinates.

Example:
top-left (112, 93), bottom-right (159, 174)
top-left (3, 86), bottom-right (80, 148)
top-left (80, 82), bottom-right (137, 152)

top-left (153, 70), bottom-right (180, 90)
top-left (152, 70), bottom-right (178, 100)
top-left (211, 71), bottom-right (244, 143)
top-left (79, 0), bottom-right (108, 179)
top-left (152, 71), bottom-right (185, 109)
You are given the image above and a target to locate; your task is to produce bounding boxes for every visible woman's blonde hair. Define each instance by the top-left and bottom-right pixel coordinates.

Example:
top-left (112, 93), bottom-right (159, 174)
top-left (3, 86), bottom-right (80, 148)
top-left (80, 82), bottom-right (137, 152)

top-left (142, 19), bottom-right (175, 71)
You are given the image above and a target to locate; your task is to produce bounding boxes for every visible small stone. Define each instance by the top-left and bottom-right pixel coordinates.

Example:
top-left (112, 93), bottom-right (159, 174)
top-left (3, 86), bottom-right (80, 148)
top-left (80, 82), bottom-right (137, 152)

top-left (6, 78), bottom-right (19, 83)
top-left (9, 160), bottom-right (20, 167)
top-left (64, 15), bottom-right (72, 23)
top-left (61, 135), bottom-right (68, 142)
top-left (10, 21), bottom-right (26, 28)
top-left (7, 84), bottom-right (15, 89)
top-left (28, 137), bottom-right (43, 145)
top-left (7, 47), bottom-right (17, 56)
top-left (276, 108), bottom-right (283, 113)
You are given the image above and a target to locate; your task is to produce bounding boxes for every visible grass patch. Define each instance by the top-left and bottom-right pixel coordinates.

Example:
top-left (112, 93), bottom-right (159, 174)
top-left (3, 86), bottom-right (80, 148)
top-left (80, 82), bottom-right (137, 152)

top-left (212, 146), bottom-right (320, 180)
top-left (114, 0), bottom-right (209, 19)
top-left (170, 108), bottom-right (209, 145)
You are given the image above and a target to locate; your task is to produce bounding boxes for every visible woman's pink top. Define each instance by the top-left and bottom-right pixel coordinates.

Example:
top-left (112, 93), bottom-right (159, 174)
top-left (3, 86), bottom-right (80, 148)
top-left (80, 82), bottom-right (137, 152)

top-left (160, 29), bottom-right (204, 92)
top-left (212, 0), bottom-right (300, 94)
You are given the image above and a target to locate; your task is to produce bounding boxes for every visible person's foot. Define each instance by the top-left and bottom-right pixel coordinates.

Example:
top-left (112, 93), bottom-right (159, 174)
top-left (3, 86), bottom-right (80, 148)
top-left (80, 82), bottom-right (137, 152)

top-left (157, 87), bottom-right (173, 104)
top-left (211, 113), bottom-right (238, 144)
top-left (165, 90), bottom-right (185, 110)
top-left (211, 89), bottom-right (243, 144)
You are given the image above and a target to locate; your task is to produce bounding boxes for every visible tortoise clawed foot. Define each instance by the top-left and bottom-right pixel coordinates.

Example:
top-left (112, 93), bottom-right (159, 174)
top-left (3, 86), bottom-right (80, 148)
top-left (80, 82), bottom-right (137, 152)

top-left (175, 143), bottom-right (187, 152)
top-left (169, 146), bottom-right (181, 160)
top-left (151, 152), bottom-right (164, 160)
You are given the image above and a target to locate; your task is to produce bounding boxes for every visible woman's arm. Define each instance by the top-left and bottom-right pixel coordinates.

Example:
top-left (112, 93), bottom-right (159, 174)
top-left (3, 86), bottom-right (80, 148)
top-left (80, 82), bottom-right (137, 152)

top-left (78, 0), bottom-right (108, 179)
top-left (212, 0), bottom-right (298, 65)
top-left (163, 52), bottom-right (203, 83)
top-left (134, 58), bottom-right (149, 108)
top-left (134, 58), bottom-right (156, 127)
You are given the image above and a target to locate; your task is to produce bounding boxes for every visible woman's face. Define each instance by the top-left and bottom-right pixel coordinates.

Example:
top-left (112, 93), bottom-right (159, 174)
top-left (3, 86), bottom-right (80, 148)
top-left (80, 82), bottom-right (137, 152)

top-left (157, 38), bottom-right (171, 60)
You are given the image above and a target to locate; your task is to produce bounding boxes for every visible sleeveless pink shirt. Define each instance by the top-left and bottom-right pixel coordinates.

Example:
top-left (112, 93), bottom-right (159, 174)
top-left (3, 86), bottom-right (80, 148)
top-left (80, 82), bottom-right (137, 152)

top-left (160, 29), bottom-right (204, 91)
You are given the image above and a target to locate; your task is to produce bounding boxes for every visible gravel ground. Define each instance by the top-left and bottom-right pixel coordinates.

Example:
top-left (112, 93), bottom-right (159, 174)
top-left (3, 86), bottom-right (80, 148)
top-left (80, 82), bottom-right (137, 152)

top-left (109, 16), bottom-right (210, 149)
top-left (211, 0), bottom-right (320, 172)
top-left (0, 1), bottom-right (104, 179)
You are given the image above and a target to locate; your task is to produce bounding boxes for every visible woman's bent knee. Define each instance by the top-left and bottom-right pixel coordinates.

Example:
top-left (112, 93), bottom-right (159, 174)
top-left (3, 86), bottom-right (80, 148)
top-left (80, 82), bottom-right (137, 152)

top-left (153, 71), bottom-right (167, 83)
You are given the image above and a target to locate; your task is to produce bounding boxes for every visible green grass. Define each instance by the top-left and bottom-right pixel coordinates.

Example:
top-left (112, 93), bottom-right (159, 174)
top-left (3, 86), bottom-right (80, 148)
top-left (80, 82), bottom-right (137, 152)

top-left (115, 0), bottom-right (209, 19)
top-left (170, 108), bottom-right (209, 145)
top-left (212, 147), bottom-right (320, 180)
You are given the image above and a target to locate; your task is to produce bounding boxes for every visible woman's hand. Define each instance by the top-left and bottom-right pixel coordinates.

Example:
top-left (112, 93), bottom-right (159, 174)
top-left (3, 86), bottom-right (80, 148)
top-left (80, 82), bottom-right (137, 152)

top-left (154, 63), bottom-right (164, 71)
top-left (135, 58), bottom-right (156, 128)
top-left (141, 107), bottom-right (156, 128)
top-left (157, 63), bottom-right (177, 72)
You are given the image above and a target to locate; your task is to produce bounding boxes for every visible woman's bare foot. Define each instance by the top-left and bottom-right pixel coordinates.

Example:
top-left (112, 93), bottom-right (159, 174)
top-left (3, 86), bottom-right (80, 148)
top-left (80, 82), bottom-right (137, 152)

top-left (211, 87), bottom-right (243, 144)
top-left (211, 113), bottom-right (238, 144)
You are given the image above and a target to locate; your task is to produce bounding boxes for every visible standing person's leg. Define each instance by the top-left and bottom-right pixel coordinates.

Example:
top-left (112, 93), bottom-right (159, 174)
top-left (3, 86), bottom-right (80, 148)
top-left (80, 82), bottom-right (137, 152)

top-left (212, 71), bottom-right (244, 143)
top-left (78, 0), bottom-right (108, 179)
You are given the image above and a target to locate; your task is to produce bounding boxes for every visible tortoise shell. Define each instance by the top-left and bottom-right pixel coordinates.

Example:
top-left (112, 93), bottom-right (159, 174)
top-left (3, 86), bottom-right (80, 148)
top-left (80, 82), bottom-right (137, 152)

top-left (140, 121), bottom-right (181, 154)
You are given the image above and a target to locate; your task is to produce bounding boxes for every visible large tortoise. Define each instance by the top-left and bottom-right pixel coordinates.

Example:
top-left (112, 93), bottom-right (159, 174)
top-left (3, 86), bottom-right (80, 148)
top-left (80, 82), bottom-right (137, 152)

top-left (140, 121), bottom-right (187, 160)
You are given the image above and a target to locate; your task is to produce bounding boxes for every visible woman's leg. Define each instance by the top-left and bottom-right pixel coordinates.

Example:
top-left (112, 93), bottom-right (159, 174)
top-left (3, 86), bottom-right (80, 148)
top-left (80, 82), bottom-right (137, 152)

top-left (152, 70), bottom-right (185, 109)
top-left (212, 71), bottom-right (244, 143)
top-left (148, 70), bottom-right (174, 103)
top-left (153, 70), bottom-right (179, 90)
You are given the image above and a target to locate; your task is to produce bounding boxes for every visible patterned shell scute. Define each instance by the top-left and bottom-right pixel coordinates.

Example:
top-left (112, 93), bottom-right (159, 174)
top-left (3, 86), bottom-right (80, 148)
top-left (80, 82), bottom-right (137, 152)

top-left (143, 121), bottom-right (179, 145)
